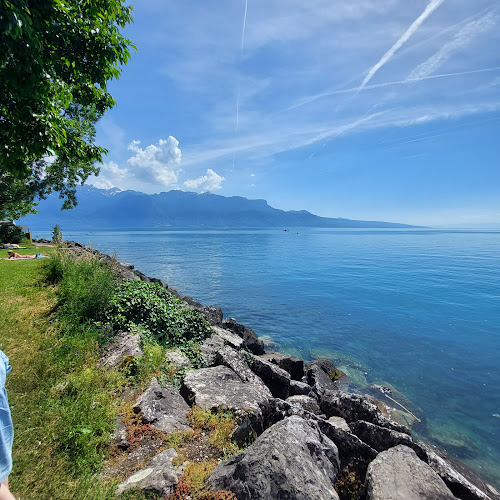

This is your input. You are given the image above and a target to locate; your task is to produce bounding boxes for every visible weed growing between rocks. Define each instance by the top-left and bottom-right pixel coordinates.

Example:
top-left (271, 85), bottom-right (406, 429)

top-left (334, 456), bottom-right (370, 500)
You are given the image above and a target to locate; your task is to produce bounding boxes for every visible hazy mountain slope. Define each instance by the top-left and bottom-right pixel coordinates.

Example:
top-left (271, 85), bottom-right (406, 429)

top-left (19, 187), bottom-right (421, 229)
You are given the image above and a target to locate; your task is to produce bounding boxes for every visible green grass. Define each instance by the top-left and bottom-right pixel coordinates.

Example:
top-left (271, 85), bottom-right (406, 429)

top-left (0, 248), bottom-right (130, 499)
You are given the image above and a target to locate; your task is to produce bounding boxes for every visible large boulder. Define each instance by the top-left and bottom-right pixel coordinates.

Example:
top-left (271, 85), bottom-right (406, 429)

top-left (99, 332), bottom-right (143, 369)
top-left (133, 379), bottom-right (191, 434)
top-left (286, 395), bottom-right (323, 416)
top-left (221, 318), bottom-right (264, 355)
top-left (216, 346), bottom-right (272, 398)
top-left (319, 390), bottom-right (410, 434)
top-left (246, 353), bottom-right (291, 399)
top-left (199, 334), bottom-right (225, 367)
top-left (305, 359), bottom-right (346, 382)
top-left (289, 380), bottom-right (314, 396)
top-left (116, 448), bottom-right (184, 496)
top-left (212, 326), bottom-right (245, 350)
top-left (366, 445), bottom-right (456, 500)
top-left (418, 443), bottom-right (493, 500)
top-left (349, 420), bottom-right (425, 458)
top-left (307, 365), bottom-right (340, 397)
top-left (208, 416), bottom-right (340, 500)
top-left (180, 366), bottom-right (270, 432)
top-left (259, 351), bottom-right (304, 380)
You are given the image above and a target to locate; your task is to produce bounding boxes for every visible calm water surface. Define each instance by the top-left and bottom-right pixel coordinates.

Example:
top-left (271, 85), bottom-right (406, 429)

top-left (44, 228), bottom-right (500, 487)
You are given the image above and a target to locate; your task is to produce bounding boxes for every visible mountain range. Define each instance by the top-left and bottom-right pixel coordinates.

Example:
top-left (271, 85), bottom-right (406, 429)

top-left (19, 186), bottom-right (421, 230)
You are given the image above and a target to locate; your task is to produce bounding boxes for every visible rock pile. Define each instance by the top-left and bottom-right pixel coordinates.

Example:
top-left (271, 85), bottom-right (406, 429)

top-left (64, 241), bottom-right (496, 499)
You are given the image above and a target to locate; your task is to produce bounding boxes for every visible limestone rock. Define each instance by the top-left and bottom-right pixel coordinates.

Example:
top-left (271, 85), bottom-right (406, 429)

top-left (319, 390), bottom-right (410, 434)
top-left (327, 416), bottom-right (350, 432)
top-left (419, 443), bottom-right (492, 500)
top-left (307, 365), bottom-right (339, 397)
top-left (286, 395), bottom-right (323, 415)
top-left (180, 366), bottom-right (270, 430)
top-left (366, 445), bottom-right (456, 500)
top-left (99, 332), bottom-right (143, 369)
top-left (221, 318), bottom-right (264, 355)
top-left (116, 448), bottom-right (184, 496)
top-left (208, 416), bottom-right (340, 500)
top-left (246, 353), bottom-right (291, 399)
top-left (290, 380), bottom-right (313, 396)
top-left (166, 348), bottom-right (192, 369)
top-left (349, 420), bottom-right (423, 457)
top-left (216, 346), bottom-right (272, 398)
top-left (259, 351), bottom-right (304, 380)
top-left (212, 326), bottom-right (245, 350)
top-left (306, 358), bottom-right (346, 381)
top-left (199, 334), bottom-right (225, 367)
top-left (133, 378), bottom-right (190, 434)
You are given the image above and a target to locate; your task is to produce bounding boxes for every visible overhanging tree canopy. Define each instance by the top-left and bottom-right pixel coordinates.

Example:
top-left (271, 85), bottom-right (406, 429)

top-left (0, 0), bottom-right (134, 219)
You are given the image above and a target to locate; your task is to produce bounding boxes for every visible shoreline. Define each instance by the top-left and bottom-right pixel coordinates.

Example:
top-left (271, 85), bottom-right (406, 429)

top-left (52, 238), bottom-right (499, 499)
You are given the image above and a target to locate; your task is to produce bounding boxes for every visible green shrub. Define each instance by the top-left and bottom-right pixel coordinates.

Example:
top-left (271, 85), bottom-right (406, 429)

top-left (0, 224), bottom-right (24, 243)
top-left (45, 252), bottom-right (118, 324)
top-left (105, 280), bottom-right (212, 347)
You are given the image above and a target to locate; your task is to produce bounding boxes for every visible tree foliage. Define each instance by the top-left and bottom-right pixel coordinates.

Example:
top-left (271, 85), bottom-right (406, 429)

top-left (0, 0), bottom-right (134, 219)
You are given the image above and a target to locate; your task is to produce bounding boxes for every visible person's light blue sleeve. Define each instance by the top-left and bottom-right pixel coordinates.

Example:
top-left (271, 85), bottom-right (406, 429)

top-left (0, 350), bottom-right (13, 483)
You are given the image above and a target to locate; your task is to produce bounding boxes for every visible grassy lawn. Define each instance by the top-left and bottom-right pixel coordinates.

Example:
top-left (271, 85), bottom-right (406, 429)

top-left (0, 246), bottom-right (126, 499)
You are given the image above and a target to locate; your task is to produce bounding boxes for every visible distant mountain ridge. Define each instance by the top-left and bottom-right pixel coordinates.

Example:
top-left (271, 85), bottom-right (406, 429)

top-left (19, 186), bottom-right (421, 229)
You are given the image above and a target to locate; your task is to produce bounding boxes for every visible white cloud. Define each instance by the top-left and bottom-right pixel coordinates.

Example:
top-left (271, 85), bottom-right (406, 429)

top-left (184, 169), bottom-right (225, 191)
top-left (408, 11), bottom-right (497, 80)
top-left (127, 137), bottom-right (182, 186)
top-left (91, 179), bottom-right (115, 190)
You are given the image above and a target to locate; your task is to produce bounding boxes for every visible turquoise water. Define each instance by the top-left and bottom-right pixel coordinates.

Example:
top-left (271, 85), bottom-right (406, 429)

top-left (42, 228), bottom-right (500, 486)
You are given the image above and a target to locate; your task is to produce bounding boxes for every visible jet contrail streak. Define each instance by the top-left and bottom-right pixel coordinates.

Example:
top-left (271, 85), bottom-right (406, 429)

top-left (359, 0), bottom-right (446, 90)
top-left (241, 0), bottom-right (248, 60)
top-left (288, 66), bottom-right (500, 110)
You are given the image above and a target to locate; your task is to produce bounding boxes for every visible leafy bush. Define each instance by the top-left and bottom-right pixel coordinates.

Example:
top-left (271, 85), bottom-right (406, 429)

top-left (0, 223), bottom-right (24, 243)
top-left (106, 280), bottom-right (212, 347)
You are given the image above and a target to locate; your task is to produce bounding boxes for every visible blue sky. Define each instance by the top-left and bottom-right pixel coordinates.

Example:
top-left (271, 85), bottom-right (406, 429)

top-left (89, 0), bottom-right (500, 226)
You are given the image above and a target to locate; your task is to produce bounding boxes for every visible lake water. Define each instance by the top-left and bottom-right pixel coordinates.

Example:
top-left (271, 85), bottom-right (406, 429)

top-left (38, 228), bottom-right (500, 487)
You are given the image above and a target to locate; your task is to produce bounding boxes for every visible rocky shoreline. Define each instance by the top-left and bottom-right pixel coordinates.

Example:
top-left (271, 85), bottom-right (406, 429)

top-left (49, 239), bottom-right (499, 499)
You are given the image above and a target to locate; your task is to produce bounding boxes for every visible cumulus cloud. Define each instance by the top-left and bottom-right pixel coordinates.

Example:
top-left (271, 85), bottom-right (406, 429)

top-left (127, 136), bottom-right (182, 186)
top-left (184, 169), bottom-right (225, 191)
top-left (91, 179), bottom-right (116, 190)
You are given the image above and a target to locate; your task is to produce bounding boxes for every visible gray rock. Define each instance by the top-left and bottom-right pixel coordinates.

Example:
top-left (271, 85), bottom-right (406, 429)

top-left (259, 351), bottom-right (304, 380)
top-left (349, 420), bottom-right (424, 458)
top-left (319, 390), bottom-right (410, 434)
top-left (286, 395), bottom-right (323, 415)
top-left (99, 332), bottom-right (143, 369)
top-left (113, 417), bottom-right (129, 451)
top-left (246, 353), bottom-right (291, 399)
top-left (166, 348), bottom-right (192, 369)
top-left (290, 380), bottom-right (313, 396)
top-left (327, 416), bottom-right (350, 432)
top-left (262, 398), bottom-right (377, 467)
top-left (180, 366), bottom-right (270, 431)
top-left (200, 305), bottom-right (224, 326)
top-left (212, 326), bottom-right (245, 350)
top-left (418, 443), bottom-right (492, 500)
top-left (221, 318), bottom-right (264, 355)
top-left (208, 416), bottom-right (340, 500)
top-left (305, 359), bottom-right (345, 381)
top-left (116, 448), bottom-right (184, 496)
top-left (366, 445), bottom-right (456, 500)
top-left (133, 378), bottom-right (191, 434)
top-left (199, 334), bottom-right (225, 366)
top-left (216, 347), bottom-right (272, 398)
top-left (307, 365), bottom-right (339, 396)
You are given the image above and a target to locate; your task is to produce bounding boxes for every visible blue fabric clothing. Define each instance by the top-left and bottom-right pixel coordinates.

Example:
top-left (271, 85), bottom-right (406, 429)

top-left (0, 350), bottom-right (13, 483)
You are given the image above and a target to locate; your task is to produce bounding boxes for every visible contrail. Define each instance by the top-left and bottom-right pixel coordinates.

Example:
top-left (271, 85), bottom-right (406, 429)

top-left (288, 66), bottom-right (500, 110)
top-left (408, 11), bottom-right (497, 80)
top-left (359, 0), bottom-right (446, 90)
top-left (240, 0), bottom-right (248, 60)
